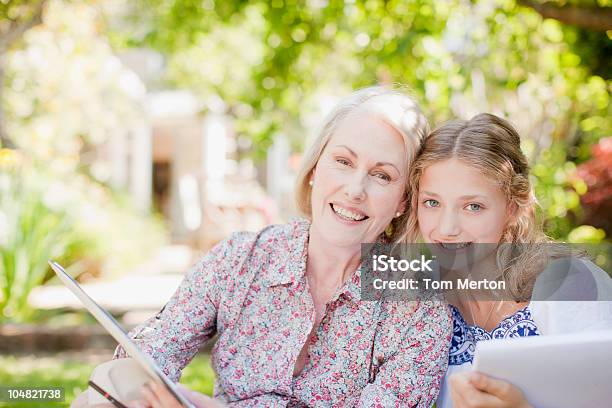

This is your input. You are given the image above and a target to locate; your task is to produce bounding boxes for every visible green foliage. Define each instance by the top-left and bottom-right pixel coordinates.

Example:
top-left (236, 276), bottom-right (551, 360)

top-left (180, 352), bottom-right (217, 396)
top-left (115, 0), bottom-right (610, 146)
top-left (0, 152), bottom-right (80, 322)
top-left (0, 1), bottom-right (46, 47)
top-left (0, 151), bottom-right (167, 323)
top-left (0, 353), bottom-right (215, 407)
top-left (112, 0), bottom-right (610, 240)
top-left (0, 0), bottom-right (169, 322)
top-left (0, 354), bottom-right (96, 408)
top-left (0, 0), bottom-right (609, 326)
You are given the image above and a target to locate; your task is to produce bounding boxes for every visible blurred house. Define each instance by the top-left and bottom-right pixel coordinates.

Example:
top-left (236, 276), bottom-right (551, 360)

top-left (100, 49), bottom-right (289, 252)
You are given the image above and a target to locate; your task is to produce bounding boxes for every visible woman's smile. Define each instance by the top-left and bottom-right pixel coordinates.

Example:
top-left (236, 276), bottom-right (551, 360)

top-left (329, 203), bottom-right (369, 223)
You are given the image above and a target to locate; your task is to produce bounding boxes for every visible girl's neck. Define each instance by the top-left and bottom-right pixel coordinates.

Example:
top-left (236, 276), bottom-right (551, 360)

top-left (454, 299), bottom-right (528, 331)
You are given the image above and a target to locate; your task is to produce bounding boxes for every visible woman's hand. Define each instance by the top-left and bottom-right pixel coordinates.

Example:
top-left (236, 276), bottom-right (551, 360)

top-left (128, 382), bottom-right (224, 408)
top-left (449, 372), bottom-right (532, 408)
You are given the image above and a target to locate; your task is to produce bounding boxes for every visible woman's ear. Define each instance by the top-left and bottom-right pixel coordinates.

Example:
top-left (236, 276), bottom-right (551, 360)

top-left (396, 199), bottom-right (407, 217)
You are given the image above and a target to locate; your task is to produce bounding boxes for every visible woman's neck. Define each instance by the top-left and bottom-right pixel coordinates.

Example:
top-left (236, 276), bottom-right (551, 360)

top-left (306, 226), bottom-right (362, 289)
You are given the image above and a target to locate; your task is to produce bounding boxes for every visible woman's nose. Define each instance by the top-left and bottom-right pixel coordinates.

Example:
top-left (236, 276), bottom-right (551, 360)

top-left (344, 172), bottom-right (366, 202)
top-left (438, 209), bottom-right (461, 237)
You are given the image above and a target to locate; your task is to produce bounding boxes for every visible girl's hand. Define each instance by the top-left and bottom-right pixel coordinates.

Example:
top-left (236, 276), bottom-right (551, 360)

top-left (130, 381), bottom-right (224, 408)
top-left (449, 372), bottom-right (532, 408)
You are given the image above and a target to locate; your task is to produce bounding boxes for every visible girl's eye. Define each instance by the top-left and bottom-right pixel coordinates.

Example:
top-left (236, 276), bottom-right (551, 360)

top-left (423, 199), bottom-right (439, 208)
top-left (336, 158), bottom-right (351, 166)
top-left (465, 203), bottom-right (483, 212)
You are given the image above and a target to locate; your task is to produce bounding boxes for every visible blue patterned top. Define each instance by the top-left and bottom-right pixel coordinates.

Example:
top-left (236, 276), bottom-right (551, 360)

top-left (448, 304), bottom-right (540, 366)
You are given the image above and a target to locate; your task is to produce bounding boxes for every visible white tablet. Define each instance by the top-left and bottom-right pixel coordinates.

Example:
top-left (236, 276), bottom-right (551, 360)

top-left (48, 260), bottom-right (195, 408)
top-left (473, 330), bottom-right (612, 408)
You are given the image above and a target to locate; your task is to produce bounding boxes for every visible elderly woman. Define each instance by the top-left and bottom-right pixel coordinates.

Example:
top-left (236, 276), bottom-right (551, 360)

top-left (85, 86), bottom-right (452, 407)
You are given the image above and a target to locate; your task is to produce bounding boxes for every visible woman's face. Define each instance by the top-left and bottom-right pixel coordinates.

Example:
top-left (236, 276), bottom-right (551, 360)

top-left (309, 112), bottom-right (408, 248)
top-left (417, 158), bottom-right (512, 269)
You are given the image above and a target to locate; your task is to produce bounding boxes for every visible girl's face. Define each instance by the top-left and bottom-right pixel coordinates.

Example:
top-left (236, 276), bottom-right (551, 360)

top-left (309, 112), bottom-right (407, 248)
top-left (417, 158), bottom-right (512, 247)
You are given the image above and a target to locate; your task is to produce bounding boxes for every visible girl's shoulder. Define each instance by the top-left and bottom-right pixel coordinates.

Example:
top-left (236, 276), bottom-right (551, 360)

top-left (533, 257), bottom-right (612, 302)
top-left (530, 257), bottom-right (612, 335)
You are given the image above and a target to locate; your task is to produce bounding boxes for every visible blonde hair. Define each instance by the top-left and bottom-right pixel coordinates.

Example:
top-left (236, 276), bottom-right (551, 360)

top-left (295, 85), bottom-right (430, 243)
top-left (406, 113), bottom-right (571, 300)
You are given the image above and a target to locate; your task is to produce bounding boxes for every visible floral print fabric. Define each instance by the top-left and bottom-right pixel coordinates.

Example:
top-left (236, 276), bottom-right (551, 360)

top-left (448, 305), bottom-right (540, 366)
top-left (115, 218), bottom-right (452, 407)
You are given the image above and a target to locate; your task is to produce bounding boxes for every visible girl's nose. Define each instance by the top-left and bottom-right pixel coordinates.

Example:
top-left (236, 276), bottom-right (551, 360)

top-left (438, 209), bottom-right (461, 237)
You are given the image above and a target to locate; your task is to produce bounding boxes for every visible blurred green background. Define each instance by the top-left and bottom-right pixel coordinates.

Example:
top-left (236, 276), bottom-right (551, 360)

top-left (0, 0), bottom-right (610, 403)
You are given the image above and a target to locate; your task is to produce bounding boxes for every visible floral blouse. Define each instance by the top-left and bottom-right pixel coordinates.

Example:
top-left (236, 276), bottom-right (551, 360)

top-left (115, 218), bottom-right (452, 407)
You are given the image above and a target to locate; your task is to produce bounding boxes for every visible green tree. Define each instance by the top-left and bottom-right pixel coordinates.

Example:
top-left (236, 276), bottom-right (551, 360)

top-left (0, 0), bottom-right (48, 147)
top-left (0, 0), bottom-right (168, 322)
top-left (111, 0), bottom-right (610, 240)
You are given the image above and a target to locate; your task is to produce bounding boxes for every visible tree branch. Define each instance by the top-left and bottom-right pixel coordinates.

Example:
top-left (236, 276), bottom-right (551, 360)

top-left (0, 61), bottom-right (13, 148)
top-left (0, 1), bottom-right (48, 146)
top-left (0, 0), bottom-right (48, 53)
top-left (519, 0), bottom-right (612, 32)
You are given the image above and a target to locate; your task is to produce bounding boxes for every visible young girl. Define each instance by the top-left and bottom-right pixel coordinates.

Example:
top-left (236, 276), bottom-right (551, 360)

top-left (405, 113), bottom-right (612, 408)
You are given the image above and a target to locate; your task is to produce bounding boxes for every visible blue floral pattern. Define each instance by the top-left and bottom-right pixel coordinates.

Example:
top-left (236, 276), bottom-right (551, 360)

top-left (448, 304), bottom-right (540, 366)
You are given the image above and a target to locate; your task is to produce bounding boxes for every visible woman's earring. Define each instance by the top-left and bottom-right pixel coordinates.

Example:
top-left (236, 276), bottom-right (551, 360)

top-left (395, 212), bottom-right (401, 218)
top-left (308, 180), bottom-right (314, 187)
top-left (385, 222), bottom-right (394, 238)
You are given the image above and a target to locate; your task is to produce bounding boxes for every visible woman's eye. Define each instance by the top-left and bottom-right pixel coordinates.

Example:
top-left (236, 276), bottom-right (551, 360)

top-left (373, 172), bottom-right (391, 182)
top-left (465, 203), bottom-right (482, 212)
top-left (423, 199), bottom-right (439, 208)
top-left (336, 158), bottom-right (351, 166)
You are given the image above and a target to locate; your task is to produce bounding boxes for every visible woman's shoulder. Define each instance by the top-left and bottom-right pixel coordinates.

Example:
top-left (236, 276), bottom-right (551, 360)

top-left (210, 217), bottom-right (310, 257)
top-left (254, 216), bottom-right (310, 247)
top-left (192, 217), bottom-right (310, 288)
